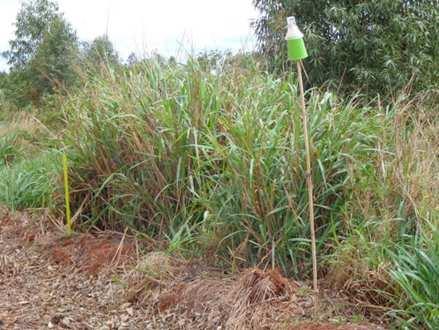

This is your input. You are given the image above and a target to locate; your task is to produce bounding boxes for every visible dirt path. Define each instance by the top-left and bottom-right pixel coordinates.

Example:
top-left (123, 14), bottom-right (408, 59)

top-left (0, 210), bottom-right (386, 330)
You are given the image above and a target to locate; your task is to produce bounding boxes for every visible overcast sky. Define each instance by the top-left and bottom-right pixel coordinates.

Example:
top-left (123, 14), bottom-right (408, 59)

top-left (0, 0), bottom-right (258, 71)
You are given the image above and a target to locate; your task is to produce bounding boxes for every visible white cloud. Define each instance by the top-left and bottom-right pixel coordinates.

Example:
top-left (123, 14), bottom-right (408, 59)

top-left (0, 0), bottom-right (20, 70)
top-left (0, 0), bottom-right (258, 71)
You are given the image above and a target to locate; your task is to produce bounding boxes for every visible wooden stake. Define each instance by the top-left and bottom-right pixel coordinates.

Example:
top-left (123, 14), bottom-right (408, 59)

top-left (297, 61), bottom-right (318, 292)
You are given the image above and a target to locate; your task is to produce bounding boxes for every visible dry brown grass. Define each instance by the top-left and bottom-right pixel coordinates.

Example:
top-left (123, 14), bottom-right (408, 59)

top-left (152, 268), bottom-right (304, 329)
top-left (124, 258), bottom-right (385, 329)
top-left (0, 112), bottom-right (40, 137)
top-left (326, 95), bottom-right (438, 318)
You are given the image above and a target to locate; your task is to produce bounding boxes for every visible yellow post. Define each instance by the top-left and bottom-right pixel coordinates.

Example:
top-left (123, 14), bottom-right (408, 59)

top-left (62, 153), bottom-right (72, 235)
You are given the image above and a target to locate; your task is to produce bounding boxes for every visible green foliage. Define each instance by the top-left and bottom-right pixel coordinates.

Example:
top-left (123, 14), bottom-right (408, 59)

top-left (196, 50), bottom-right (232, 71)
top-left (391, 228), bottom-right (439, 329)
top-left (126, 52), bottom-right (139, 66)
top-left (60, 59), bottom-right (402, 278)
top-left (0, 53), bottom-right (437, 328)
top-left (0, 133), bottom-right (23, 166)
top-left (29, 16), bottom-right (78, 96)
top-left (253, 0), bottom-right (439, 96)
top-left (0, 72), bottom-right (7, 89)
top-left (5, 0), bottom-right (59, 67)
top-left (0, 151), bottom-right (59, 210)
top-left (3, 0), bottom-right (78, 105)
top-left (82, 35), bottom-right (119, 68)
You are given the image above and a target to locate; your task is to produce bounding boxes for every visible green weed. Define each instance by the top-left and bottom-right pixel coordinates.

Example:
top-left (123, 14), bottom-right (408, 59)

top-left (391, 226), bottom-right (439, 329)
top-left (0, 151), bottom-right (59, 210)
top-left (0, 133), bottom-right (22, 166)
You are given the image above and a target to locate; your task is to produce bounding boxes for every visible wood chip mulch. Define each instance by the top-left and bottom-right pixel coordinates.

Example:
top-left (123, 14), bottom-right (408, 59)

top-left (0, 211), bottom-right (156, 329)
top-left (0, 209), bottom-right (387, 330)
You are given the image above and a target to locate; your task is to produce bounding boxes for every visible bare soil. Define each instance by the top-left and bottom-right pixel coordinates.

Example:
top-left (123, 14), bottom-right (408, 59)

top-left (0, 209), bottom-right (386, 329)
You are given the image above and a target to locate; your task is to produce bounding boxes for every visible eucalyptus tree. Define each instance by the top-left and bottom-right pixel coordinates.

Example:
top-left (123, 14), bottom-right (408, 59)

top-left (4, 0), bottom-right (79, 105)
top-left (253, 0), bottom-right (439, 96)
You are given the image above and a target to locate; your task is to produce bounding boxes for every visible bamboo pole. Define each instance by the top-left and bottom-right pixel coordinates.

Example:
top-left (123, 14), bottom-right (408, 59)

top-left (296, 61), bottom-right (318, 292)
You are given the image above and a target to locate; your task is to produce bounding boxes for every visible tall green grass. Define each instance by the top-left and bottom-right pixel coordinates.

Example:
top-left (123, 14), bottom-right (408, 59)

top-left (0, 109), bottom-right (60, 210)
top-left (391, 226), bottom-right (439, 329)
top-left (0, 151), bottom-right (59, 210)
top-left (61, 59), bottom-right (407, 277)
top-left (1, 57), bottom-right (438, 328)
top-left (0, 133), bottom-right (22, 166)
